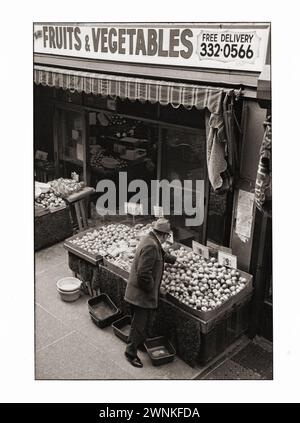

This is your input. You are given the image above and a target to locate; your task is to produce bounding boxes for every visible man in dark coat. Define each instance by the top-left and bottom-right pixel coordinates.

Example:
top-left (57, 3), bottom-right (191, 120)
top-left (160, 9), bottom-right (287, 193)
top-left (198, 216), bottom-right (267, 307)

top-left (124, 218), bottom-right (176, 367)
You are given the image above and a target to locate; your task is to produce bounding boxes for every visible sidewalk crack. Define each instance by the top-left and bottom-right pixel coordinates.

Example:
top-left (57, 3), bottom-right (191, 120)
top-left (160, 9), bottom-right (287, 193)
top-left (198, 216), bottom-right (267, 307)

top-left (36, 330), bottom-right (76, 353)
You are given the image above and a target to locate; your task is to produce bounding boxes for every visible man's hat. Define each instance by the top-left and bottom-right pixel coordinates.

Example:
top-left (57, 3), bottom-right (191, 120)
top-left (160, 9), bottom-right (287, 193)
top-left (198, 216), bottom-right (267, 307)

top-left (153, 218), bottom-right (171, 234)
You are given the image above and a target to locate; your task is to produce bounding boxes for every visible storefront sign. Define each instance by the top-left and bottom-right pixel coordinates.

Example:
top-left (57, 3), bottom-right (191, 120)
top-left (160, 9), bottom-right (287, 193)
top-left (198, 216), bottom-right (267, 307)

top-left (34, 23), bottom-right (269, 72)
top-left (218, 251), bottom-right (237, 269)
top-left (192, 240), bottom-right (209, 259)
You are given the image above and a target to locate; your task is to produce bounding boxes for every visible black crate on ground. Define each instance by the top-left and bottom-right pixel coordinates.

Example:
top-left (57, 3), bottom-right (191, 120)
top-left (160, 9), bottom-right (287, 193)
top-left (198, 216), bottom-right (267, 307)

top-left (112, 315), bottom-right (132, 343)
top-left (88, 293), bottom-right (121, 329)
top-left (144, 336), bottom-right (176, 366)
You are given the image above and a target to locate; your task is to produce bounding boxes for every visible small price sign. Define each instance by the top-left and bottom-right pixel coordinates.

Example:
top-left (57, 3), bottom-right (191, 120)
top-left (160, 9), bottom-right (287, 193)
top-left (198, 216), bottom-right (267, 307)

top-left (192, 241), bottom-right (209, 259)
top-left (124, 202), bottom-right (143, 216)
top-left (167, 231), bottom-right (174, 244)
top-left (218, 251), bottom-right (237, 269)
top-left (153, 205), bottom-right (164, 217)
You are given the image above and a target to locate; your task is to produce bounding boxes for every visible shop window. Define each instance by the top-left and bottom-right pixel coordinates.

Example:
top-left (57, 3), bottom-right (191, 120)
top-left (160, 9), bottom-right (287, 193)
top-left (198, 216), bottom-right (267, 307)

top-left (52, 87), bottom-right (64, 101)
top-left (43, 87), bottom-right (83, 104)
top-left (87, 110), bottom-right (159, 210)
top-left (160, 104), bottom-right (205, 128)
top-left (83, 93), bottom-right (116, 111)
top-left (116, 99), bottom-right (159, 120)
top-left (34, 86), bottom-right (55, 182)
top-left (63, 89), bottom-right (83, 105)
top-left (160, 126), bottom-right (207, 246)
top-left (207, 189), bottom-right (233, 246)
top-left (55, 109), bottom-right (85, 180)
top-left (36, 85), bottom-right (56, 99)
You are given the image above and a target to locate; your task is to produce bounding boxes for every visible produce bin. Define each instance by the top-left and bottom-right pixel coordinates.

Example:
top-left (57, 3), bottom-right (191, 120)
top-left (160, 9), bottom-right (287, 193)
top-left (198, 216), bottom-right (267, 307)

top-left (144, 336), bottom-right (176, 366)
top-left (111, 315), bottom-right (132, 343)
top-left (88, 294), bottom-right (121, 328)
top-left (166, 270), bottom-right (253, 322)
top-left (64, 228), bottom-right (104, 265)
top-left (103, 257), bottom-right (130, 280)
top-left (64, 220), bottom-right (145, 266)
top-left (35, 206), bottom-right (73, 251)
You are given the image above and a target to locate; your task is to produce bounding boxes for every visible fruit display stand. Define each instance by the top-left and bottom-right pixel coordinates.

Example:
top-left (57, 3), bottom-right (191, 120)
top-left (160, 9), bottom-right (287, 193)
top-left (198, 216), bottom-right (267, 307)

top-left (35, 206), bottom-right (73, 251)
top-left (67, 250), bottom-right (253, 367)
top-left (64, 228), bottom-right (104, 265)
top-left (35, 178), bottom-right (94, 251)
top-left (165, 268), bottom-right (252, 322)
top-left (64, 220), bottom-right (153, 273)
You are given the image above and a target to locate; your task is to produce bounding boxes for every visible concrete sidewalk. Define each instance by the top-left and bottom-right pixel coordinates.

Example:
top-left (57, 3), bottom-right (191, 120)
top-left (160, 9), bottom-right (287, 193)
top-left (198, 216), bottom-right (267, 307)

top-left (35, 242), bottom-right (272, 380)
top-left (35, 242), bottom-right (199, 379)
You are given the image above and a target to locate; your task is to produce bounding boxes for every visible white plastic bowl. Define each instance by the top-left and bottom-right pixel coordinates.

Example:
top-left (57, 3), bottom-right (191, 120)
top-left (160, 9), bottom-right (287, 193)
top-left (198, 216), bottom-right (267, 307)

top-left (57, 287), bottom-right (81, 302)
top-left (56, 277), bottom-right (81, 292)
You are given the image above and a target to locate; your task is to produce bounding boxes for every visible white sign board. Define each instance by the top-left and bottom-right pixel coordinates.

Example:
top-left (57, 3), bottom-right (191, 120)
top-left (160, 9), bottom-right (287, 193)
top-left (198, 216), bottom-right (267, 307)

top-left (124, 202), bottom-right (143, 216)
top-left (167, 231), bottom-right (174, 244)
top-left (235, 190), bottom-right (255, 242)
top-left (218, 251), bottom-right (237, 269)
top-left (34, 23), bottom-right (269, 72)
top-left (192, 241), bottom-right (209, 259)
top-left (153, 205), bottom-right (164, 217)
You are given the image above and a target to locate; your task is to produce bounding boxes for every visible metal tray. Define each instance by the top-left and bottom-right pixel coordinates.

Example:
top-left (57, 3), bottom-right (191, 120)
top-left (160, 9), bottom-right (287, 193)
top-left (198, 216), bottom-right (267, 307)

top-left (112, 315), bottom-right (132, 343)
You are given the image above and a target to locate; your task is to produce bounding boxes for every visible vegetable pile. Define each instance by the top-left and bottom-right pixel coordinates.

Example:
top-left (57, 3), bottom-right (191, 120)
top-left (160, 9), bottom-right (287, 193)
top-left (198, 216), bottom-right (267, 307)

top-left (90, 150), bottom-right (127, 170)
top-left (68, 223), bottom-right (250, 312)
top-left (35, 189), bottom-right (66, 210)
top-left (162, 246), bottom-right (248, 312)
top-left (69, 223), bottom-right (153, 271)
top-left (49, 178), bottom-right (85, 198)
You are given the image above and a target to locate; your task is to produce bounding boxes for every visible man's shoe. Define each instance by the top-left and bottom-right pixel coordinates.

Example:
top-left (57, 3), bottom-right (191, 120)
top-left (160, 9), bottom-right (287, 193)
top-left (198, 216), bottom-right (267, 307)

top-left (125, 352), bottom-right (143, 368)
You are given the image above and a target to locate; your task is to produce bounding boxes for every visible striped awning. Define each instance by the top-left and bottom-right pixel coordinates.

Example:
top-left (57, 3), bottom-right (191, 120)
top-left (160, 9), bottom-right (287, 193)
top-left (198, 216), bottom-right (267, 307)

top-left (34, 65), bottom-right (224, 114)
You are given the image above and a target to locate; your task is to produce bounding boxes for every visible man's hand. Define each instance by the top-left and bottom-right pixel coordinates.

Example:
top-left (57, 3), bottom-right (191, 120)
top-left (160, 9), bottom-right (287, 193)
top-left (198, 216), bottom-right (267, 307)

top-left (160, 286), bottom-right (167, 296)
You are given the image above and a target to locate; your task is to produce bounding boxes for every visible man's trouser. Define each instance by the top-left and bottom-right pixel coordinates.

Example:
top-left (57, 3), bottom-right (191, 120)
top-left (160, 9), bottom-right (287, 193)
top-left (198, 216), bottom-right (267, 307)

top-left (125, 305), bottom-right (150, 358)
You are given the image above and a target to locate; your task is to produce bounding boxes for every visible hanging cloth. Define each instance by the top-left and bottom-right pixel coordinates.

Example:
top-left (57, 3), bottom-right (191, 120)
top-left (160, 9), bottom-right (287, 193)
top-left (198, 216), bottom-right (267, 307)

top-left (255, 116), bottom-right (272, 213)
top-left (206, 113), bottom-right (228, 191)
top-left (223, 90), bottom-right (239, 176)
top-left (207, 90), bottom-right (238, 193)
